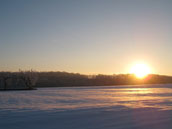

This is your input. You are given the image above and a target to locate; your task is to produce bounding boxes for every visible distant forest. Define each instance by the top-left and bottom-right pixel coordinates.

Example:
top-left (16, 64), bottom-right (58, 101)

top-left (1, 71), bottom-right (172, 88)
top-left (35, 72), bottom-right (172, 87)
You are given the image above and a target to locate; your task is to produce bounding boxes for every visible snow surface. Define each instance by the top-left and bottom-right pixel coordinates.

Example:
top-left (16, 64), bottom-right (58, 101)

top-left (1, 84), bottom-right (172, 129)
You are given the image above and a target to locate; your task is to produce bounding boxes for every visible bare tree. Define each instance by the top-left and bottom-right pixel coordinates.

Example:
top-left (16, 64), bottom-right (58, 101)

top-left (0, 72), bottom-right (11, 90)
top-left (18, 70), bottom-right (38, 89)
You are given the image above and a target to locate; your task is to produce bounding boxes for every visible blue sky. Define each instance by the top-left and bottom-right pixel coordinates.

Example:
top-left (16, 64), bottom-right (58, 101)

top-left (0, 0), bottom-right (172, 75)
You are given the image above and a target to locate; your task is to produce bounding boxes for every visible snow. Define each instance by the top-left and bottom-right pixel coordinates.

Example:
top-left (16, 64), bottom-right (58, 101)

top-left (1, 84), bottom-right (172, 129)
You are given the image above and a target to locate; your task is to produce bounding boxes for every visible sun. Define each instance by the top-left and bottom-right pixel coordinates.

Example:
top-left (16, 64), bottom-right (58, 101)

top-left (130, 63), bottom-right (151, 79)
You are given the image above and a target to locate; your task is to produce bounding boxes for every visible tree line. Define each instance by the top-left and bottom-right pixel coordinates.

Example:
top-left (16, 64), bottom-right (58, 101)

top-left (0, 70), bottom-right (38, 90)
top-left (0, 71), bottom-right (172, 89)
top-left (36, 72), bottom-right (172, 87)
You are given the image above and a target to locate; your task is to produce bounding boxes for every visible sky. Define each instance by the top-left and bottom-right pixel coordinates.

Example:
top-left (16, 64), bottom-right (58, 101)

top-left (0, 0), bottom-right (172, 75)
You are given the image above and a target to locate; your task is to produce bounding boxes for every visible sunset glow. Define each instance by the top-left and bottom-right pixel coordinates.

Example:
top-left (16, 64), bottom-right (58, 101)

top-left (130, 63), bottom-right (151, 78)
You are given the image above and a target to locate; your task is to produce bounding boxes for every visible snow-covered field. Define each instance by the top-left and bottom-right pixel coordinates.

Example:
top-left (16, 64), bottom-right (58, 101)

top-left (1, 84), bottom-right (172, 129)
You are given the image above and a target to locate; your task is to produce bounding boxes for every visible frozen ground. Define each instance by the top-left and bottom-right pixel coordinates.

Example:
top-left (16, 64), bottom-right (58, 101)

top-left (1, 84), bottom-right (172, 129)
